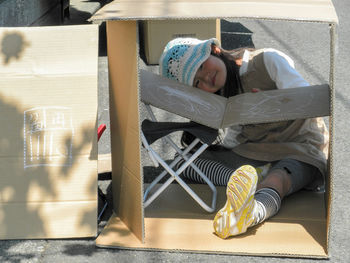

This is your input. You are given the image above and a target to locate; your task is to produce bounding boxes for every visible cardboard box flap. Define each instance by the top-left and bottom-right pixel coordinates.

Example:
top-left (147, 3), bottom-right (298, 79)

top-left (105, 21), bottom-right (144, 242)
top-left (140, 70), bottom-right (330, 129)
top-left (90, 0), bottom-right (338, 24)
top-left (141, 69), bottom-right (227, 128)
top-left (222, 84), bottom-right (330, 126)
top-left (96, 184), bottom-right (327, 258)
top-left (0, 25), bottom-right (98, 77)
top-left (0, 25), bottom-right (98, 239)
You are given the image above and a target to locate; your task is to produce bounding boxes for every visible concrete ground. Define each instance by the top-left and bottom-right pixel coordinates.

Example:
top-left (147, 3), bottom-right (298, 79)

top-left (1, 0), bottom-right (350, 262)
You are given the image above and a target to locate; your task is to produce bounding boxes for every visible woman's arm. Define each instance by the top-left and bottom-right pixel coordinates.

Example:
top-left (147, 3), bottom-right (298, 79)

top-left (263, 48), bottom-right (309, 89)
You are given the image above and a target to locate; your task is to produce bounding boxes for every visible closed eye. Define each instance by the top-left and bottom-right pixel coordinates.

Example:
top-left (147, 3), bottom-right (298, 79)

top-left (194, 79), bottom-right (200, 88)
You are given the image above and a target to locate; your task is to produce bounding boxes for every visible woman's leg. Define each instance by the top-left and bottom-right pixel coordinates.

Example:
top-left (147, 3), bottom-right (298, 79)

top-left (260, 159), bottom-right (321, 197)
top-left (175, 150), bottom-right (321, 237)
top-left (252, 159), bottom-right (320, 226)
top-left (257, 168), bottom-right (291, 197)
top-left (175, 149), bottom-right (267, 186)
top-left (213, 159), bottom-right (321, 238)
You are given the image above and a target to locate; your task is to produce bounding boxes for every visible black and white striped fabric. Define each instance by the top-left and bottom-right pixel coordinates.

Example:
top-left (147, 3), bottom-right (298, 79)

top-left (254, 188), bottom-right (281, 225)
top-left (176, 156), bottom-right (282, 225)
top-left (175, 157), bottom-right (234, 186)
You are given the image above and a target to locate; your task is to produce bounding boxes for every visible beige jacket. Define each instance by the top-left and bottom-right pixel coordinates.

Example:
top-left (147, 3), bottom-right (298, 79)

top-left (228, 50), bottom-right (329, 176)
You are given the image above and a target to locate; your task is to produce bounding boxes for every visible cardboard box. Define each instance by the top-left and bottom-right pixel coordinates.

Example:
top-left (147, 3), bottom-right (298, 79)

top-left (0, 25), bottom-right (99, 239)
top-left (141, 19), bottom-right (220, 65)
top-left (90, 0), bottom-right (338, 258)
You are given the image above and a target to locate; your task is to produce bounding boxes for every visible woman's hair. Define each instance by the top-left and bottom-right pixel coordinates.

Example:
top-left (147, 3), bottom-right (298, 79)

top-left (211, 46), bottom-right (254, 98)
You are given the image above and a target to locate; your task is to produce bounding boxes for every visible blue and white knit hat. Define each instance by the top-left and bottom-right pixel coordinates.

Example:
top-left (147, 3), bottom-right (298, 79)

top-left (159, 37), bottom-right (221, 86)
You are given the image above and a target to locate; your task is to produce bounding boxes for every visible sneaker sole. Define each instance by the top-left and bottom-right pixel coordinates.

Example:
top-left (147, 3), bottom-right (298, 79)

top-left (213, 165), bottom-right (258, 238)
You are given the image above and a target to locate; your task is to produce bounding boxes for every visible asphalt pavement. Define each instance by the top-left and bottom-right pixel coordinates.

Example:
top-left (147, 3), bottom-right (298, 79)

top-left (1, 0), bottom-right (350, 262)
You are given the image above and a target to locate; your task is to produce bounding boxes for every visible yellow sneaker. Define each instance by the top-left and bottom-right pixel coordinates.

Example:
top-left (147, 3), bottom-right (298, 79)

top-left (213, 165), bottom-right (258, 238)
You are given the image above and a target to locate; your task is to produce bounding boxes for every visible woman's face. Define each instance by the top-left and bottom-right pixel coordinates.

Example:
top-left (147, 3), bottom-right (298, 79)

top-left (192, 55), bottom-right (227, 93)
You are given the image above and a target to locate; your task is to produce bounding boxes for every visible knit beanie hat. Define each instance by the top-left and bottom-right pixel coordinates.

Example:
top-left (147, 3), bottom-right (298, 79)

top-left (159, 37), bottom-right (220, 86)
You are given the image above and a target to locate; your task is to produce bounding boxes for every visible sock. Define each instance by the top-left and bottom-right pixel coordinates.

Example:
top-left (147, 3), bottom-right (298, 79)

top-left (175, 157), bottom-right (234, 186)
top-left (253, 188), bottom-right (281, 226)
top-left (176, 157), bottom-right (272, 187)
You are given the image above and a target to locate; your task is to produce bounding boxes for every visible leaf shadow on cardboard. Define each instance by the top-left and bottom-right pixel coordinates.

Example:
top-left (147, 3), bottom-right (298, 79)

top-left (0, 94), bottom-right (97, 239)
top-left (0, 31), bottom-right (30, 65)
top-left (0, 31), bottom-right (97, 239)
top-left (0, 94), bottom-right (47, 237)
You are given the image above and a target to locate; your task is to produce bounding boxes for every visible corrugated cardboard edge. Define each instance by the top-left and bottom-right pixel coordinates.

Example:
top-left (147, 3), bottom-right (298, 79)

top-left (136, 23), bottom-right (146, 244)
top-left (96, 240), bottom-right (327, 260)
top-left (326, 22), bottom-right (337, 258)
top-left (95, 247), bottom-right (328, 259)
top-left (88, 0), bottom-right (339, 25)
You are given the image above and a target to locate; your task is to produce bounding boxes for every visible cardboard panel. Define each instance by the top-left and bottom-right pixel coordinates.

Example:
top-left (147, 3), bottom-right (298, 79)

top-left (0, 25), bottom-right (98, 239)
top-left (0, 25), bottom-right (98, 75)
top-left (0, 76), bottom-right (97, 157)
top-left (96, 184), bottom-right (327, 258)
top-left (106, 20), bottom-right (144, 241)
top-left (141, 70), bottom-right (330, 129)
top-left (91, 0), bottom-right (338, 24)
top-left (141, 69), bottom-right (226, 128)
top-left (0, 201), bottom-right (97, 239)
top-left (142, 19), bottom-right (220, 65)
top-left (223, 84), bottom-right (330, 126)
top-left (0, 158), bottom-right (96, 202)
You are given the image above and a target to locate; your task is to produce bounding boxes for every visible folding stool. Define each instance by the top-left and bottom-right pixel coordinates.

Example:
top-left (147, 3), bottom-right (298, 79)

top-left (141, 103), bottom-right (218, 213)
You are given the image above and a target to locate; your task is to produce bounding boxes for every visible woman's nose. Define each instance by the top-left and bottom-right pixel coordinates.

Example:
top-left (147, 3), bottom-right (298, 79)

top-left (204, 73), bottom-right (211, 84)
top-left (199, 71), bottom-right (209, 83)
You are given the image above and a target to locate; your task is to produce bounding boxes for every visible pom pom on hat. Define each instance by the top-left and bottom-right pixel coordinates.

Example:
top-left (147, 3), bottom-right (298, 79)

top-left (159, 38), bottom-right (220, 86)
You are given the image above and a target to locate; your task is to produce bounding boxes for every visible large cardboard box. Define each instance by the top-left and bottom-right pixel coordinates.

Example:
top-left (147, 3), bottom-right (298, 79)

top-left (0, 25), bottom-right (99, 239)
top-left (90, 0), bottom-right (338, 258)
top-left (141, 19), bottom-right (220, 65)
